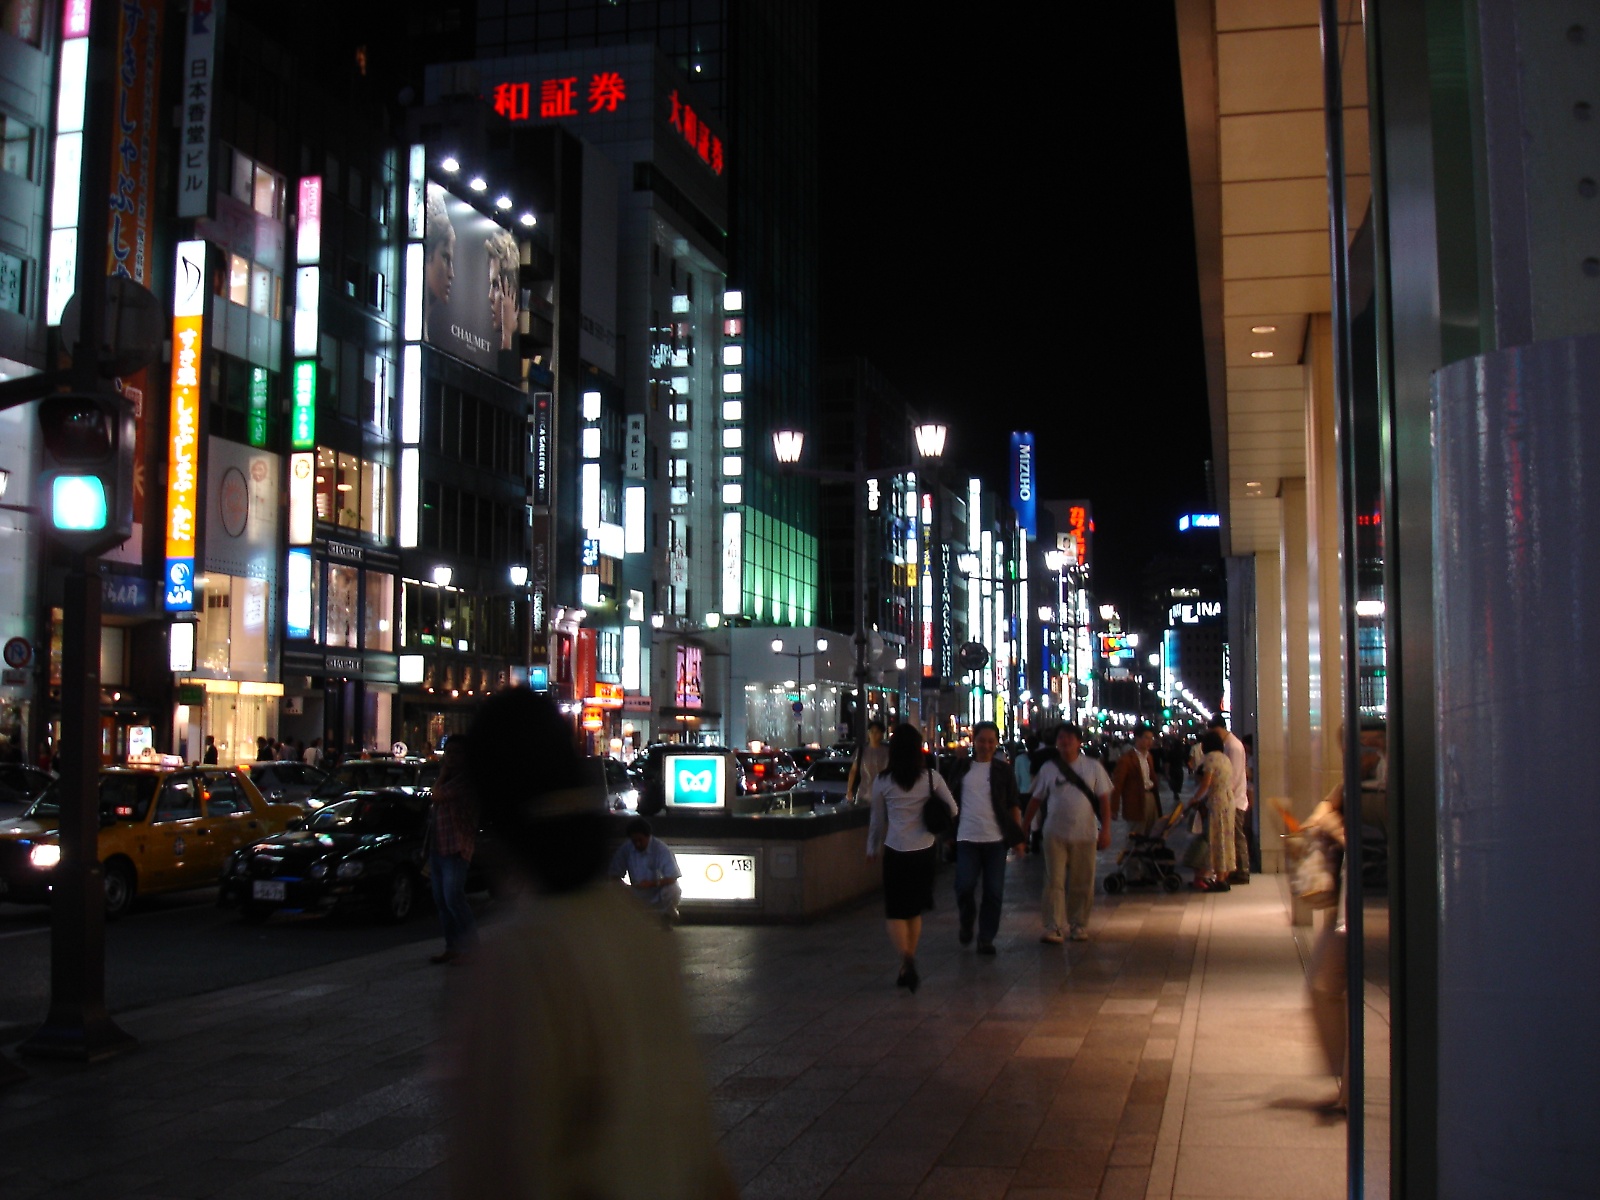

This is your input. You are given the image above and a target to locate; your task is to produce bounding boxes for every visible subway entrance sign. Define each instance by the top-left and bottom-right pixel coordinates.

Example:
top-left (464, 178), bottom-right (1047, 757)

top-left (664, 751), bottom-right (733, 812)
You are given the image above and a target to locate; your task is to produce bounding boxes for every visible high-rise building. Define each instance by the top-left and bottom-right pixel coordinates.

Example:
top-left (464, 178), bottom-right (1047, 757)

top-left (475, 0), bottom-right (821, 635)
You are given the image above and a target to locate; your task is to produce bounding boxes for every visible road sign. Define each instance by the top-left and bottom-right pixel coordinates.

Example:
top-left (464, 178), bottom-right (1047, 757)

top-left (791, 700), bottom-right (804, 716)
top-left (2, 638), bottom-right (32, 669)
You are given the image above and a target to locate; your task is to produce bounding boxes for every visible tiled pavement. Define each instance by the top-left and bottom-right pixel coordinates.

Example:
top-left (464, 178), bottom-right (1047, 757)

top-left (0, 837), bottom-right (1352, 1199)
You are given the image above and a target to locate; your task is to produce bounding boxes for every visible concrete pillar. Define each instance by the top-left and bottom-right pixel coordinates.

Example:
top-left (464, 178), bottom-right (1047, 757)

top-left (1303, 316), bottom-right (1345, 807)
top-left (1279, 478), bottom-right (1313, 924)
top-left (1433, 335), bottom-right (1600, 1198)
top-left (1253, 550), bottom-right (1286, 873)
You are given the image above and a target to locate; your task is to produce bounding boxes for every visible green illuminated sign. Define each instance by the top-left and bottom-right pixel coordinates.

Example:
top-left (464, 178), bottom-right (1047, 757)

top-left (249, 367), bottom-right (269, 447)
top-left (291, 361), bottom-right (316, 449)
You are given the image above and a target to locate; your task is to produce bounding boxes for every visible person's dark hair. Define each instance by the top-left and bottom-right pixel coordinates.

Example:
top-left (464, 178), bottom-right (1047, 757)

top-left (1200, 731), bottom-right (1224, 754)
top-left (625, 816), bottom-right (652, 839)
top-left (466, 688), bottom-right (607, 894)
top-left (1207, 714), bottom-right (1228, 730)
top-left (883, 723), bottom-right (926, 791)
top-left (867, 719), bottom-right (886, 734)
top-left (1054, 722), bottom-right (1083, 743)
top-left (972, 721), bottom-right (1000, 739)
top-left (1134, 723), bottom-right (1152, 737)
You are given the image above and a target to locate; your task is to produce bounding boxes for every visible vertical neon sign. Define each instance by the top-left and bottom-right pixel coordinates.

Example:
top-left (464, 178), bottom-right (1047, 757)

top-left (165, 240), bottom-right (206, 611)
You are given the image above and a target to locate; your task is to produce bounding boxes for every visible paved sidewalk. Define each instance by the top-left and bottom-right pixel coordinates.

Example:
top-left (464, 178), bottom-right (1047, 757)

top-left (0, 846), bottom-right (1349, 1199)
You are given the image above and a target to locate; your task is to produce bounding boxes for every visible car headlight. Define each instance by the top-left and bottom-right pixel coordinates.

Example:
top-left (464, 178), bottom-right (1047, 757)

top-left (620, 789), bottom-right (638, 808)
top-left (309, 862), bottom-right (329, 880)
top-left (336, 861), bottom-right (363, 880)
top-left (29, 843), bottom-right (61, 869)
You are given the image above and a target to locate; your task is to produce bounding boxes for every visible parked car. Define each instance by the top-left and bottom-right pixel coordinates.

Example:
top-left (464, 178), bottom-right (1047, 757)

top-left (305, 758), bottom-right (434, 808)
top-left (0, 766), bottom-right (303, 918)
top-left (593, 757), bottom-right (640, 811)
top-left (788, 758), bottom-right (854, 809)
top-left (735, 751), bottom-right (800, 795)
top-left (218, 789), bottom-right (472, 923)
top-left (239, 761), bottom-right (330, 807)
top-left (0, 764), bottom-right (54, 820)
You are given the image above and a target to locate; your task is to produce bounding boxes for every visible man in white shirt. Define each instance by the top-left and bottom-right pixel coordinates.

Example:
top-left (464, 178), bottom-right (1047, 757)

top-left (944, 722), bottom-right (1026, 955)
top-left (1208, 714), bottom-right (1251, 883)
top-left (1021, 723), bottom-right (1113, 943)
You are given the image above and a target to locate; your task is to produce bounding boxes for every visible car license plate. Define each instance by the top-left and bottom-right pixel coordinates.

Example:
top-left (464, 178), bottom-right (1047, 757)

top-left (251, 880), bottom-right (285, 902)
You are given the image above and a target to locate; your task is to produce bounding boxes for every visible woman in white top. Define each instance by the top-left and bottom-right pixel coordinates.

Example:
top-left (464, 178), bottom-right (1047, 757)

top-left (866, 724), bottom-right (958, 992)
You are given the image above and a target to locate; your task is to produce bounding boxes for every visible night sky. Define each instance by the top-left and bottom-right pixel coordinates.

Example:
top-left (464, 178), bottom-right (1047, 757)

top-left (818, 10), bottom-right (1215, 611)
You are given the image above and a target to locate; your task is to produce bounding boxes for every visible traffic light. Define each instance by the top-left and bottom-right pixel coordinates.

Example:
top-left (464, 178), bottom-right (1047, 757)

top-left (38, 392), bottom-right (134, 556)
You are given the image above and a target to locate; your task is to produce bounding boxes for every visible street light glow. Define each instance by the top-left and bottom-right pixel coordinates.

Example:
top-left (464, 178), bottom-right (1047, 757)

top-left (913, 422), bottom-right (948, 459)
top-left (772, 429), bottom-right (804, 464)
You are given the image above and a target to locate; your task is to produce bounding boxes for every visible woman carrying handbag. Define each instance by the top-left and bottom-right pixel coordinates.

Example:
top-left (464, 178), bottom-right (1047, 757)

top-left (866, 723), bottom-right (959, 992)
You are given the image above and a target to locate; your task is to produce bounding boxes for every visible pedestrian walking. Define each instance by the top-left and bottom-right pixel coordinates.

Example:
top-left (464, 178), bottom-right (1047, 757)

top-left (865, 722), bottom-right (958, 992)
top-left (944, 721), bottom-right (1026, 955)
top-left (1021, 723), bottom-right (1113, 943)
top-left (448, 687), bottom-right (736, 1199)
top-left (303, 737), bottom-right (321, 767)
top-left (845, 719), bottom-right (889, 804)
top-left (202, 735), bottom-right (218, 765)
top-left (426, 735), bottom-right (478, 964)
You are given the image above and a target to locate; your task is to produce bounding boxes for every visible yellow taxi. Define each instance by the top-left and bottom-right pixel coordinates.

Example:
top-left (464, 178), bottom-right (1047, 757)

top-left (0, 766), bottom-right (304, 918)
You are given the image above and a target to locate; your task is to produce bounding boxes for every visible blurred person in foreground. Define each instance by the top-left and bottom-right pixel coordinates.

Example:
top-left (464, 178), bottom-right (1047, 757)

top-left (447, 688), bottom-right (736, 1199)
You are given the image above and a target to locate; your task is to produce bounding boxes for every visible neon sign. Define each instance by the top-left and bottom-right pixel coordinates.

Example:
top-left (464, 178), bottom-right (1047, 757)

top-left (1178, 513), bottom-right (1220, 531)
top-left (165, 240), bottom-right (205, 612)
top-left (484, 73), bottom-right (725, 176)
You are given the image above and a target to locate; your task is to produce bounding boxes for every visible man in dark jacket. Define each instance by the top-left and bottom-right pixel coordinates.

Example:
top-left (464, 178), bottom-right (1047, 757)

top-left (944, 721), bottom-right (1027, 955)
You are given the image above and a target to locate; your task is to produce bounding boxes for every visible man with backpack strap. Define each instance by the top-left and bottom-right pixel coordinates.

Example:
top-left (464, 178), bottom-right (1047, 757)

top-left (1021, 723), bottom-right (1112, 943)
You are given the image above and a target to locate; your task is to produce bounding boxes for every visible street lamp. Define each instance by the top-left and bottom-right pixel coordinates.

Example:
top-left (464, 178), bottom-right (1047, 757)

top-left (771, 637), bottom-right (827, 745)
top-left (771, 420), bottom-right (947, 752)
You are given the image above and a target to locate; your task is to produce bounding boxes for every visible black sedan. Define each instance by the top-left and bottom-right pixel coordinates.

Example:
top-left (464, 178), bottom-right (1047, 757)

top-left (219, 789), bottom-right (445, 922)
top-left (303, 758), bottom-right (438, 810)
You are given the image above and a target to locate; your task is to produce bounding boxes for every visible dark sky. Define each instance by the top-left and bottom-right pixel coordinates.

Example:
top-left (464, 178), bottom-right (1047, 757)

top-left (818, 11), bottom-right (1215, 609)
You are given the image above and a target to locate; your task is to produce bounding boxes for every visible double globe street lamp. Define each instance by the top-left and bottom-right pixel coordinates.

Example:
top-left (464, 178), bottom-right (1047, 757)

top-left (771, 421), bottom-right (947, 750)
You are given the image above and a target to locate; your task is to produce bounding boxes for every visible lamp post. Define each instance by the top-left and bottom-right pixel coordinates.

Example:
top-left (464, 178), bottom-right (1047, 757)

top-left (771, 636), bottom-right (826, 745)
top-left (772, 422), bottom-right (946, 752)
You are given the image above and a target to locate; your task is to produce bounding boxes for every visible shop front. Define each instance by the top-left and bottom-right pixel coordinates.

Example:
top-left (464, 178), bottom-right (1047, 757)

top-left (282, 536), bottom-right (402, 759)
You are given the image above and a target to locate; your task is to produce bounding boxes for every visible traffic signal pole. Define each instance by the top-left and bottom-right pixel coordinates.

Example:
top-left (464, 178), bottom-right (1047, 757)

top-left (16, 0), bottom-right (135, 1062)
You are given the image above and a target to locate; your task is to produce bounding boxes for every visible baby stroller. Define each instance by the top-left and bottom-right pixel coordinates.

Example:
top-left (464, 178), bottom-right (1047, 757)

top-left (1101, 820), bottom-right (1184, 894)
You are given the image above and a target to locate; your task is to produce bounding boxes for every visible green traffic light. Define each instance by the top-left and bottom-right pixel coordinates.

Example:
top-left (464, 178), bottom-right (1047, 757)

top-left (51, 475), bottom-right (109, 531)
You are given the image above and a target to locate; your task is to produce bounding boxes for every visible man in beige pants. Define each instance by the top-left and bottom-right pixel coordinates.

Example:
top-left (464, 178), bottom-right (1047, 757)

top-left (1021, 724), bottom-right (1113, 943)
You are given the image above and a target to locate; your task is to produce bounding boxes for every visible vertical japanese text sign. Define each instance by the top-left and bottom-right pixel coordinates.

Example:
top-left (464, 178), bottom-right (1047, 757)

top-left (165, 240), bottom-right (205, 611)
top-left (177, 0), bottom-right (222, 218)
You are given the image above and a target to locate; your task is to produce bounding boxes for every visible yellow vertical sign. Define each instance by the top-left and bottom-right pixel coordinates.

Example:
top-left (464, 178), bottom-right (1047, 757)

top-left (164, 240), bottom-right (205, 612)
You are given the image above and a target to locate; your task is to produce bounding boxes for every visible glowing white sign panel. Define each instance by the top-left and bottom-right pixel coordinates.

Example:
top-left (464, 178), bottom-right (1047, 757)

top-left (673, 853), bottom-right (757, 902)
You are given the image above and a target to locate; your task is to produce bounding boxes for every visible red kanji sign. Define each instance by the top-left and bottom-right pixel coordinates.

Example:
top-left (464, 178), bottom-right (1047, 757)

top-left (540, 77), bottom-right (577, 118)
top-left (589, 71), bottom-right (625, 112)
top-left (485, 74), bottom-right (724, 178)
top-left (493, 82), bottom-right (530, 122)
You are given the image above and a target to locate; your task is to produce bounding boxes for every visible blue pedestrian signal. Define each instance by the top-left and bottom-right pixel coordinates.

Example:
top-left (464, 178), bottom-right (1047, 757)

top-left (37, 392), bottom-right (135, 555)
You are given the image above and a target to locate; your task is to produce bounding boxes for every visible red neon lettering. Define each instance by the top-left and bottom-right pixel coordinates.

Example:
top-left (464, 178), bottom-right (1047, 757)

top-left (697, 125), bottom-right (710, 161)
top-left (682, 105), bottom-right (699, 146)
top-left (493, 82), bottom-right (530, 122)
top-left (711, 136), bottom-right (724, 174)
top-left (589, 71), bottom-right (626, 113)
top-left (668, 89), bottom-right (683, 131)
top-left (540, 77), bottom-right (578, 118)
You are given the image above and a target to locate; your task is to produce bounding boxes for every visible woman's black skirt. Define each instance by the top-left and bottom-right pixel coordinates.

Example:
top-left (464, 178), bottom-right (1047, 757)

top-left (882, 844), bottom-right (937, 919)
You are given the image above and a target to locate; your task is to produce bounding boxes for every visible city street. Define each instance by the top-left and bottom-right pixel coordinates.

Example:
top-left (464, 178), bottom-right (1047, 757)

top-left (0, 888), bottom-right (448, 1043)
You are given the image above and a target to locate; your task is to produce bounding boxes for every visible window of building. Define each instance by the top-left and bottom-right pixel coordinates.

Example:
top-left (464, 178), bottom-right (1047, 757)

top-left (313, 445), bottom-right (394, 541)
top-left (365, 572), bottom-right (394, 651)
top-left (326, 563), bottom-right (360, 648)
top-left (1, 114), bottom-right (33, 180)
top-left (194, 574), bottom-right (271, 679)
top-left (0, 251), bottom-right (24, 316)
top-left (228, 254), bottom-right (249, 306)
